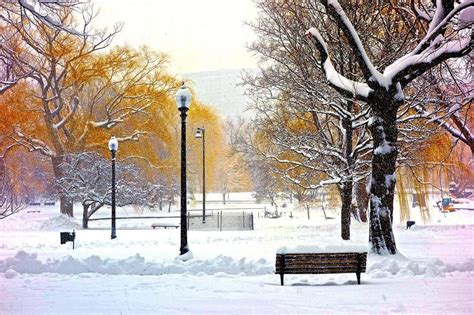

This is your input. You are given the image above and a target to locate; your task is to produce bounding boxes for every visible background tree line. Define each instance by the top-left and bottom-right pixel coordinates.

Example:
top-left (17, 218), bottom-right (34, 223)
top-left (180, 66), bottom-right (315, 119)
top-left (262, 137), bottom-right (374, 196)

top-left (0, 1), bottom-right (251, 223)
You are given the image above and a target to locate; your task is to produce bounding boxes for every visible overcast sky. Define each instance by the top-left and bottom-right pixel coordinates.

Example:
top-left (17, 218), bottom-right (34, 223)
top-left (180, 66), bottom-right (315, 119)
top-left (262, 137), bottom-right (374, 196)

top-left (93, 0), bottom-right (258, 74)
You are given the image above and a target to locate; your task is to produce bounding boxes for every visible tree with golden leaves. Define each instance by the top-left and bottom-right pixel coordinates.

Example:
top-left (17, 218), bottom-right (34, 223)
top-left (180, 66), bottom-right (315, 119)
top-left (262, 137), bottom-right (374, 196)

top-left (0, 3), bottom-right (177, 216)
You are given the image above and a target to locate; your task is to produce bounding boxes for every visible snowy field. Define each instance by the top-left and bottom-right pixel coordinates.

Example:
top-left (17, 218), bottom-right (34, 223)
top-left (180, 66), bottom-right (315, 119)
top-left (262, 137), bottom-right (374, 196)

top-left (1, 194), bottom-right (474, 314)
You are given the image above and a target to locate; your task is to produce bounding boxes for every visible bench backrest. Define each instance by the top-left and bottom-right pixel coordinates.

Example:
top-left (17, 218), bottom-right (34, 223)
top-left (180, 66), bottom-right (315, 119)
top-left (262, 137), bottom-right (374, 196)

top-left (276, 252), bottom-right (367, 274)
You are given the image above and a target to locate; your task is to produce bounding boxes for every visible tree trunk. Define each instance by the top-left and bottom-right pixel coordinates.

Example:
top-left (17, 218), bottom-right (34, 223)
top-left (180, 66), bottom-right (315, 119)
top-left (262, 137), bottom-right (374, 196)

top-left (322, 205), bottom-right (328, 220)
top-left (353, 178), bottom-right (369, 223)
top-left (368, 96), bottom-right (399, 255)
top-left (340, 182), bottom-right (352, 240)
top-left (340, 106), bottom-right (353, 240)
top-left (82, 204), bottom-right (90, 229)
top-left (60, 195), bottom-right (74, 217)
top-left (51, 156), bottom-right (74, 217)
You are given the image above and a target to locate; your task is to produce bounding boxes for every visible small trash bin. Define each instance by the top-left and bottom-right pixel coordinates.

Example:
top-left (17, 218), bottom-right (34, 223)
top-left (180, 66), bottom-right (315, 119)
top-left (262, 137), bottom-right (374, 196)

top-left (60, 230), bottom-right (76, 249)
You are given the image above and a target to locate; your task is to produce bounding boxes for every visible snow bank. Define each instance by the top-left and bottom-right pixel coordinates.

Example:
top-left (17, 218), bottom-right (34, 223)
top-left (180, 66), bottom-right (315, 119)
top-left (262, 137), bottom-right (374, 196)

top-left (0, 251), bottom-right (273, 276)
top-left (3, 250), bottom-right (471, 280)
top-left (368, 254), bottom-right (474, 279)
top-left (4, 269), bottom-right (18, 279)
top-left (277, 243), bottom-right (368, 254)
top-left (39, 215), bottom-right (81, 231)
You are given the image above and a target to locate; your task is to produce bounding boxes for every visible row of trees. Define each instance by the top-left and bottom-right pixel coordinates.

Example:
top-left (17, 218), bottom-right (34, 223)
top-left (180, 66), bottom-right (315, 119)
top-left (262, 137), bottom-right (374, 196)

top-left (0, 1), bottom-right (249, 224)
top-left (236, 0), bottom-right (472, 254)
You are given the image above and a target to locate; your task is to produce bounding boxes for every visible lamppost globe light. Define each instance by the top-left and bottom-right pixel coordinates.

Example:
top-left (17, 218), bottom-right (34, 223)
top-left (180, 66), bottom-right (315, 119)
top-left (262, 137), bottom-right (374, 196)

top-left (195, 128), bottom-right (203, 138)
top-left (175, 84), bottom-right (192, 110)
top-left (108, 136), bottom-right (118, 152)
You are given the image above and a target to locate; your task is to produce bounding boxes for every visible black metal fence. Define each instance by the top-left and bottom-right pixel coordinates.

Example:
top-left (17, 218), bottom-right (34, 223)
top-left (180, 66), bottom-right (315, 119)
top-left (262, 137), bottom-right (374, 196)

top-left (188, 211), bottom-right (254, 231)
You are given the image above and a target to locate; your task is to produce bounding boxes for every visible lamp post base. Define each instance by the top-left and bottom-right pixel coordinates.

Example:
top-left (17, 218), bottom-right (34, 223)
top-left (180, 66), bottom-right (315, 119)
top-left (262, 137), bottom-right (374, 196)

top-left (180, 246), bottom-right (189, 255)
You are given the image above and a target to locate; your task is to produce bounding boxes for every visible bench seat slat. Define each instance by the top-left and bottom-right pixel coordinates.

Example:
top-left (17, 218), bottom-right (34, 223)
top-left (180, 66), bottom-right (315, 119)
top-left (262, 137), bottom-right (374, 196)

top-left (276, 269), bottom-right (362, 274)
top-left (276, 262), bottom-right (366, 269)
top-left (277, 253), bottom-right (367, 259)
top-left (277, 253), bottom-right (366, 259)
top-left (276, 259), bottom-right (367, 266)
top-left (276, 265), bottom-right (366, 271)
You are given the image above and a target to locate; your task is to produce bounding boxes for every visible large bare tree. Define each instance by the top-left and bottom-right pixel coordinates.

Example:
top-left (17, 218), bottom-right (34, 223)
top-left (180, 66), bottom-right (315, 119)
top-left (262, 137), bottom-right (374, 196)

top-left (243, 0), bottom-right (403, 239)
top-left (305, 0), bottom-right (473, 254)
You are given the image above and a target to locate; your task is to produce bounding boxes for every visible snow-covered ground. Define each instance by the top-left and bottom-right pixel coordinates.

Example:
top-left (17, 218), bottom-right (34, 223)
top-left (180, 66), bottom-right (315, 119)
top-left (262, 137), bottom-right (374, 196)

top-left (1, 195), bottom-right (473, 314)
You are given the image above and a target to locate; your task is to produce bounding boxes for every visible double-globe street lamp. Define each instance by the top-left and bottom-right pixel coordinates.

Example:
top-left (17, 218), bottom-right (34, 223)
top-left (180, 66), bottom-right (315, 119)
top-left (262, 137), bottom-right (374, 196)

top-left (176, 84), bottom-right (192, 255)
top-left (108, 136), bottom-right (119, 240)
top-left (195, 127), bottom-right (206, 223)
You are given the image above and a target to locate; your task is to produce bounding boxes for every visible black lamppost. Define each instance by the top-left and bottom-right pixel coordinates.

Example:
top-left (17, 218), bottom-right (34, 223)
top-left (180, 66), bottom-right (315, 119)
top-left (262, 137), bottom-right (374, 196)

top-left (108, 136), bottom-right (119, 240)
top-left (195, 127), bottom-right (206, 223)
top-left (176, 84), bottom-right (192, 255)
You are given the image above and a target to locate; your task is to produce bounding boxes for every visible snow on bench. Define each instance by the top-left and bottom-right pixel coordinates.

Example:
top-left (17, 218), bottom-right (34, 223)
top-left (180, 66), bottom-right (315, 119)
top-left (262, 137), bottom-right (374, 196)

top-left (276, 244), bottom-right (368, 286)
top-left (151, 223), bottom-right (180, 229)
top-left (277, 244), bottom-right (368, 254)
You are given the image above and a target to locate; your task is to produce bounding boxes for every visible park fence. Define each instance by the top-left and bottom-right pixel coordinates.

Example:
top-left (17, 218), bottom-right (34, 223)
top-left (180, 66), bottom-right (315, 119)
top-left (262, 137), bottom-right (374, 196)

top-left (188, 211), bottom-right (254, 231)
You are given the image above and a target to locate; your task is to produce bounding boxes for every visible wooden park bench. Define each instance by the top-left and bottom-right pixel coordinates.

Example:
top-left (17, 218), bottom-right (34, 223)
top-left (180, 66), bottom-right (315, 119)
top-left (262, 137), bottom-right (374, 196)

top-left (275, 246), bottom-right (368, 286)
top-left (151, 223), bottom-right (180, 229)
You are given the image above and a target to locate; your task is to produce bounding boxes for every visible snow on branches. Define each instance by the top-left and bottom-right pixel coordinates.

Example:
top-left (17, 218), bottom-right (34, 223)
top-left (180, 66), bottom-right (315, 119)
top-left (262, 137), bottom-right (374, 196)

top-left (306, 0), bottom-right (474, 98)
top-left (305, 0), bottom-right (472, 255)
top-left (55, 152), bottom-right (160, 227)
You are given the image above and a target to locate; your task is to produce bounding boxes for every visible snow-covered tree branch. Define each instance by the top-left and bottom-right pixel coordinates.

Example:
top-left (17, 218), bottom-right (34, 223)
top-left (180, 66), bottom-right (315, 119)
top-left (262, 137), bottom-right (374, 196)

top-left (305, 0), bottom-right (473, 254)
top-left (56, 152), bottom-right (160, 228)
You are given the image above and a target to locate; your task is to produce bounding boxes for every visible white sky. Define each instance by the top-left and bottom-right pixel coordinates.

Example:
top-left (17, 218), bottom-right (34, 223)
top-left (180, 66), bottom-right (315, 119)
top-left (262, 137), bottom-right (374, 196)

top-left (93, 0), bottom-right (258, 74)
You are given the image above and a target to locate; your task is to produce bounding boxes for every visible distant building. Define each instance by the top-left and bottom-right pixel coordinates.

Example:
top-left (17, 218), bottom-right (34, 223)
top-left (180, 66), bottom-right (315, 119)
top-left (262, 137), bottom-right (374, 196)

top-left (184, 69), bottom-right (254, 118)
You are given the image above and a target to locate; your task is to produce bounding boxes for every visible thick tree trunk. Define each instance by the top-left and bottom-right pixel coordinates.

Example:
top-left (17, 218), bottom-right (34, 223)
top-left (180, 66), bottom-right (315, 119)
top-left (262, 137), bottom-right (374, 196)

top-left (82, 204), bottom-right (90, 229)
top-left (368, 96), bottom-right (399, 255)
top-left (340, 182), bottom-right (352, 240)
top-left (51, 156), bottom-right (74, 217)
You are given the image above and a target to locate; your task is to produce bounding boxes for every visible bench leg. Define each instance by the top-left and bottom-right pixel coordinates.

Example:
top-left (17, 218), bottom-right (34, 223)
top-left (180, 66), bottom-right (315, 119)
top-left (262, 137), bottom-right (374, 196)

top-left (356, 272), bottom-right (361, 285)
top-left (280, 272), bottom-right (284, 286)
